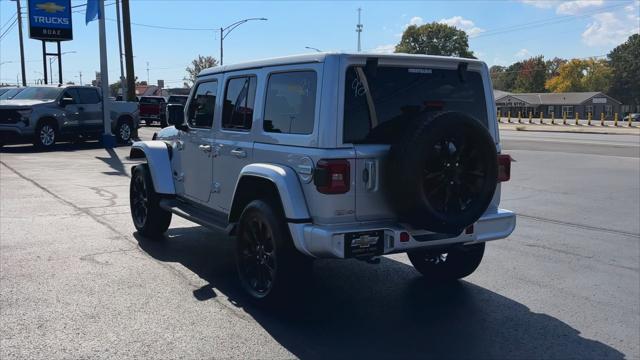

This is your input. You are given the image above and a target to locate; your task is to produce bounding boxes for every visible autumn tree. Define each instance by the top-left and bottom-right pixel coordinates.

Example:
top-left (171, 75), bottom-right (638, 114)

top-left (514, 56), bottom-right (547, 93)
top-left (608, 34), bottom-right (639, 106)
top-left (395, 22), bottom-right (475, 58)
top-left (184, 55), bottom-right (218, 86)
top-left (545, 58), bottom-right (612, 93)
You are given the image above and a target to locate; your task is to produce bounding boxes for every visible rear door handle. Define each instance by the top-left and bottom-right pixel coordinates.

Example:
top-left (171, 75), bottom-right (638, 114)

top-left (230, 148), bottom-right (247, 158)
top-left (199, 144), bottom-right (212, 152)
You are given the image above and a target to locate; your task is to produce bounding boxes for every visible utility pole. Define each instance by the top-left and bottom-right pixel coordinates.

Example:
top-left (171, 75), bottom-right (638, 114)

top-left (115, 0), bottom-right (127, 98)
top-left (15, 0), bottom-right (26, 86)
top-left (356, 8), bottom-right (363, 52)
top-left (122, 0), bottom-right (136, 101)
top-left (79, 71), bottom-right (82, 85)
top-left (146, 61), bottom-right (150, 84)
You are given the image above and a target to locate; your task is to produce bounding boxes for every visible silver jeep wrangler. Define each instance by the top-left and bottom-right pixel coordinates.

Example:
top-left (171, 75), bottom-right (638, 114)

top-left (129, 53), bottom-right (516, 303)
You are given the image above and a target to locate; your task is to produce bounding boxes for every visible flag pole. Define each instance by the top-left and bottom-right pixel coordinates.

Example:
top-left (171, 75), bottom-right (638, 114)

top-left (98, 0), bottom-right (115, 148)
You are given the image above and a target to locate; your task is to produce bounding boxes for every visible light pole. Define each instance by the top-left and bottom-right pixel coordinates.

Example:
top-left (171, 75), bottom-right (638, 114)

top-left (219, 17), bottom-right (267, 65)
top-left (305, 46), bottom-right (322, 53)
top-left (49, 51), bottom-right (76, 84)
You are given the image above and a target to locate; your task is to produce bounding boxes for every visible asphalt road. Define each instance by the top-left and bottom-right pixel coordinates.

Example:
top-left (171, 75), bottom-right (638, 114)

top-left (1, 127), bottom-right (638, 359)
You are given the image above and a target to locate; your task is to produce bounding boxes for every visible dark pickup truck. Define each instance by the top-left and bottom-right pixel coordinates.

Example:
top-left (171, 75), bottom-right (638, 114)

top-left (139, 96), bottom-right (166, 126)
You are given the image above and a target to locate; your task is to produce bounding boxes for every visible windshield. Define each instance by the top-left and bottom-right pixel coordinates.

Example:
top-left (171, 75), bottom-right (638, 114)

top-left (343, 65), bottom-right (488, 144)
top-left (0, 88), bottom-right (24, 100)
top-left (168, 96), bottom-right (187, 105)
top-left (12, 87), bottom-right (63, 101)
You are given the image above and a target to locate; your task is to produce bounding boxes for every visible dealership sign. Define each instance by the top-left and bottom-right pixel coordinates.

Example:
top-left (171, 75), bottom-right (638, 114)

top-left (28, 0), bottom-right (73, 41)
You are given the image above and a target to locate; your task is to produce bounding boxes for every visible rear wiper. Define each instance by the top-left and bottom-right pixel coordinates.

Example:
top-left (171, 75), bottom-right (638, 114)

top-left (355, 66), bottom-right (379, 129)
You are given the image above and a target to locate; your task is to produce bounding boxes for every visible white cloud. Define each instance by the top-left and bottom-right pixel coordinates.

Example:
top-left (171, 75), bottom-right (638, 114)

top-left (520, 0), bottom-right (558, 9)
top-left (520, 0), bottom-right (604, 14)
top-left (582, 11), bottom-right (640, 46)
top-left (438, 16), bottom-right (485, 37)
top-left (371, 44), bottom-right (396, 54)
top-left (406, 16), bottom-right (424, 28)
top-left (556, 0), bottom-right (603, 15)
top-left (515, 48), bottom-right (531, 58)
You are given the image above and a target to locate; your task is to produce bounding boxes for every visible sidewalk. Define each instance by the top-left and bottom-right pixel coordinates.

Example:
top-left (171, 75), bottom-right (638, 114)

top-left (499, 122), bottom-right (640, 135)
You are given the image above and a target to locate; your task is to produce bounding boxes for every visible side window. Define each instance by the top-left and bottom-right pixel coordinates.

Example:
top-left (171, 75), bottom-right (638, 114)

top-left (61, 89), bottom-right (81, 104)
top-left (77, 88), bottom-right (101, 104)
top-left (264, 71), bottom-right (317, 134)
top-left (222, 76), bottom-right (257, 131)
top-left (187, 81), bottom-right (218, 128)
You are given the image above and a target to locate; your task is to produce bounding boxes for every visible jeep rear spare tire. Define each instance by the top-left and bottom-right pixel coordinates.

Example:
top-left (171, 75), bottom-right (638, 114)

top-left (387, 112), bottom-right (498, 234)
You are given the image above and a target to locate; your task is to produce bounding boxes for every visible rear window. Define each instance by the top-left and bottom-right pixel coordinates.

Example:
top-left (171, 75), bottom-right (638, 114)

top-left (140, 97), bottom-right (164, 104)
top-left (343, 66), bottom-right (488, 144)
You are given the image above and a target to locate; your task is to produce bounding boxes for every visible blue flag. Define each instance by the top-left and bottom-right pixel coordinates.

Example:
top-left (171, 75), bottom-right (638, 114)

top-left (85, 0), bottom-right (100, 24)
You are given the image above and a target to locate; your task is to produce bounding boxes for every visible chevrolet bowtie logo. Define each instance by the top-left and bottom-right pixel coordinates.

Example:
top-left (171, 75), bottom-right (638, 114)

top-left (36, 2), bottom-right (65, 13)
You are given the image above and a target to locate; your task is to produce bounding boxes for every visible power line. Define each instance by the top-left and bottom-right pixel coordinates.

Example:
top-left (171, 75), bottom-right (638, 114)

top-left (0, 18), bottom-right (18, 41)
top-left (475, 2), bottom-right (629, 39)
top-left (105, 18), bottom-right (216, 31)
top-left (0, 13), bottom-right (17, 32)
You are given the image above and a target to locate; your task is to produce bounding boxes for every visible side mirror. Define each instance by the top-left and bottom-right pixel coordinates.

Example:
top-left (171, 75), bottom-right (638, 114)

top-left (60, 97), bottom-right (74, 107)
top-left (167, 103), bottom-right (188, 131)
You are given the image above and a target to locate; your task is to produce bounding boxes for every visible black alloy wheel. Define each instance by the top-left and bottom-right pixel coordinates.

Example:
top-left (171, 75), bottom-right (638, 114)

top-left (131, 171), bottom-right (149, 228)
top-left (238, 213), bottom-right (277, 297)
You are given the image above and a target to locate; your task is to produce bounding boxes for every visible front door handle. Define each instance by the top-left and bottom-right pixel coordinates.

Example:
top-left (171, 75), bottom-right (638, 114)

top-left (230, 148), bottom-right (247, 158)
top-left (199, 144), bottom-right (212, 153)
top-left (78, 106), bottom-right (85, 111)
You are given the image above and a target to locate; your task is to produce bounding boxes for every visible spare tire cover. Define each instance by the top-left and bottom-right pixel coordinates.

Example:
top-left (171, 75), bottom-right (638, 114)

top-left (386, 111), bottom-right (498, 234)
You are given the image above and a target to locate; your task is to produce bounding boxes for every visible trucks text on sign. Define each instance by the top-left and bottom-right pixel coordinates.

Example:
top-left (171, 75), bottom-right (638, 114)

top-left (28, 0), bottom-right (73, 41)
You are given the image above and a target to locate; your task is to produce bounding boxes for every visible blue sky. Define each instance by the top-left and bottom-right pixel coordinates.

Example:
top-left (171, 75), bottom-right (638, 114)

top-left (1, 0), bottom-right (638, 87)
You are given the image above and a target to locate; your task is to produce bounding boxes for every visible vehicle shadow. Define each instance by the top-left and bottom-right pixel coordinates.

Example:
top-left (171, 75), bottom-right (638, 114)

top-left (135, 226), bottom-right (624, 360)
top-left (95, 148), bottom-right (129, 177)
top-left (0, 140), bottom-right (129, 154)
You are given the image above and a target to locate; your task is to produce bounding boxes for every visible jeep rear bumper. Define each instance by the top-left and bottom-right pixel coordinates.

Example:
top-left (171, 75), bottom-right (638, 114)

top-left (288, 209), bottom-right (516, 259)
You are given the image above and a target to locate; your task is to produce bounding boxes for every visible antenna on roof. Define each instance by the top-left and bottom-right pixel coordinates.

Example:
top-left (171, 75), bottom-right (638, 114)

top-left (356, 8), bottom-right (363, 52)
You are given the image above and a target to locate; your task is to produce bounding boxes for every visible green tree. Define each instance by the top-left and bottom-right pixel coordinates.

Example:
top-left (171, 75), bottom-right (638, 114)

top-left (490, 65), bottom-right (508, 90)
top-left (184, 55), bottom-right (218, 86)
top-left (545, 57), bottom-right (567, 79)
top-left (608, 34), bottom-right (640, 105)
top-left (395, 22), bottom-right (475, 58)
top-left (545, 58), bottom-right (612, 93)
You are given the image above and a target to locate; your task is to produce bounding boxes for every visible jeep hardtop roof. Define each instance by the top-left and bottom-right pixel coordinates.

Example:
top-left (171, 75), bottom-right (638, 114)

top-left (198, 52), bottom-right (486, 77)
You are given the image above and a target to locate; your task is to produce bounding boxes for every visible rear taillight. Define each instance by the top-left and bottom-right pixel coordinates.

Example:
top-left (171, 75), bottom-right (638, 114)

top-left (314, 159), bottom-right (350, 194)
top-left (497, 154), bottom-right (512, 182)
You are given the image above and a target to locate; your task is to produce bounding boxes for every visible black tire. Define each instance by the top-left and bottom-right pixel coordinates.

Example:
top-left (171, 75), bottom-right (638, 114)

top-left (160, 120), bottom-right (168, 128)
top-left (145, 119), bottom-right (152, 126)
top-left (235, 199), bottom-right (311, 305)
top-left (387, 112), bottom-right (498, 234)
top-left (130, 164), bottom-right (172, 238)
top-left (408, 242), bottom-right (485, 282)
top-left (33, 120), bottom-right (57, 149)
top-left (116, 120), bottom-right (133, 144)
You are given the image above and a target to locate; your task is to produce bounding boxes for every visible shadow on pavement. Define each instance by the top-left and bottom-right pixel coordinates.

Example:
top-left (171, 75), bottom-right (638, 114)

top-left (95, 148), bottom-right (129, 177)
top-left (135, 226), bottom-right (624, 360)
top-left (0, 140), bottom-right (129, 154)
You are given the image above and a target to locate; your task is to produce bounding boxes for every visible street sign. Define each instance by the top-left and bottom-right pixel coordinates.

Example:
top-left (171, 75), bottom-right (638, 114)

top-left (28, 0), bottom-right (73, 41)
top-left (157, 79), bottom-right (164, 88)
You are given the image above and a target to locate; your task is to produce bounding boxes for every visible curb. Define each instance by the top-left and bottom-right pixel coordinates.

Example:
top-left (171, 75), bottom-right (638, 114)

top-left (499, 125), bottom-right (640, 136)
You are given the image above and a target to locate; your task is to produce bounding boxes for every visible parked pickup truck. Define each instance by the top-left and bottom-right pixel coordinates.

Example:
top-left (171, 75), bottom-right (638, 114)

top-left (139, 96), bottom-right (167, 127)
top-left (0, 85), bottom-right (139, 148)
